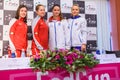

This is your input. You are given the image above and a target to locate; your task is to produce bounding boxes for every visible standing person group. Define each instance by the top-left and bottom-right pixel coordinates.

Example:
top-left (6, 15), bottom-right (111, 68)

top-left (48, 4), bottom-right (87, 51)
top-left (8, 4), bottom-right (87, 57)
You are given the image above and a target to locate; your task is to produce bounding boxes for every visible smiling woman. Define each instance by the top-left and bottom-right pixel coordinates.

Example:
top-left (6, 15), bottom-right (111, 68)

top-left (8, 5), bottom-right (28, 57)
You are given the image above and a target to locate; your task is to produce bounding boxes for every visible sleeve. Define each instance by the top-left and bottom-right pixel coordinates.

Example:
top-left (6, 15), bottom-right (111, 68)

top-left (80, 18), bottom-right (87, 44)
top-left (62, 19), bottom-right (71, 49)
top-left (9, 19), bottom-right (17, 51)
top-left (32, 20), bottom-right (43, 50)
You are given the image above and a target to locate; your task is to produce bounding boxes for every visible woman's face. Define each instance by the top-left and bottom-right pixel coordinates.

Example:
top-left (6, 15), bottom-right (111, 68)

top-left (19, 7), bottom-right (27, 18)
top-left (36, 6), bottom-right (45, 17)
top-left (52, 6), bottom-right (60, 17)
top-left (71, 5), bottom-right (80, 16)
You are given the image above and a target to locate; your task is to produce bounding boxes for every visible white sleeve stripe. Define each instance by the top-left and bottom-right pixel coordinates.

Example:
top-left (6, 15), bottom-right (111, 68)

top-left (9, 19), bottom-right (17, 50)
top-left (32, 16), bottom-right (43, 50)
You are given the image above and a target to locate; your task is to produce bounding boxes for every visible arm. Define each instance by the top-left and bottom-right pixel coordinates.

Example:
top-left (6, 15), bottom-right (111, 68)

top-left (32, 19), bottom-right (43, 50)
top-left (9, 19), bottom-right (17, 51)
top-left (80, 18), bottom-right (87, 51)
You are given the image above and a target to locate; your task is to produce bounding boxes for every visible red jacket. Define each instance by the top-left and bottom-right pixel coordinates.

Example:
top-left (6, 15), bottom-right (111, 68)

top-left (9, 18), bottom-right (28, 51)
top-left (31, 16), bottom-right (48, 54)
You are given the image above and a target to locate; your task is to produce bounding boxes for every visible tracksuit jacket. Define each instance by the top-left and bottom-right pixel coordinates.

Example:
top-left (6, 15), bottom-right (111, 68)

top-left (9, 18), bottom-right (28, 56)
top-left (48, 16), bottom-right (67, 50)
top-left (67, 15), bottom-right (87, 47)
top-left (31, 15), bottom-right (48, 55)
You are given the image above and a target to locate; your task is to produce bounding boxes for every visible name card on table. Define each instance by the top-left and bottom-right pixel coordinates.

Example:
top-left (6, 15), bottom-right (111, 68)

top-left (97, 54), bottom-right (117, 64)
top-left (0, 58), bottom-right (30, 70)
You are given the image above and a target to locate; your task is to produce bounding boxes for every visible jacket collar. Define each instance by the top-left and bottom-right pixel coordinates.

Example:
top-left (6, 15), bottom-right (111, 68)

top-left (49, 16), bottom-right (61, 22)
top-left (19, 17), bottom-right (25, 21)
top-left (71, 15), bottom-right (81, 19)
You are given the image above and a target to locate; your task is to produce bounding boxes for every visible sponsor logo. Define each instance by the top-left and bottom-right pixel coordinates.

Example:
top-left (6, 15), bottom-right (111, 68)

top-left (61, 3), bottom-right (71, 9)
top-left (4, 0), bottom-right (18, 7)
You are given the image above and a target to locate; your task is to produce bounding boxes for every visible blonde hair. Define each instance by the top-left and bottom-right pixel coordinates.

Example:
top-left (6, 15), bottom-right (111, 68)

top-left (35, 4), bottom-right (45, 11)
top-left (73, 4), bottom-right (79, 7)
top-left (71, 4), bottom-right (80, 12)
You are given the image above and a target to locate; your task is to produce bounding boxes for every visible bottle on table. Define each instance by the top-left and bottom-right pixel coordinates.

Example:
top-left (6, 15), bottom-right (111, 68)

top-left (11, 51), bottom-right (16, 58)
top-left (21, 49), bottom-right (26, 57)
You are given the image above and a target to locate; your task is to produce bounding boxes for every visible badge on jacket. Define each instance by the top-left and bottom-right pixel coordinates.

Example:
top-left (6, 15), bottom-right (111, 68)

top-left (58, 22), bottom-right (61, 26)
top-left (75, 22), bottom-right (78, 26)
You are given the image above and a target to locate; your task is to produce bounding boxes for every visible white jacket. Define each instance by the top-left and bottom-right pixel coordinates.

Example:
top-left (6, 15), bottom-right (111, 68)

top-left (67, 16), bottom-right (87, 47)
top-left (48, 19), bottom-right (67, 50)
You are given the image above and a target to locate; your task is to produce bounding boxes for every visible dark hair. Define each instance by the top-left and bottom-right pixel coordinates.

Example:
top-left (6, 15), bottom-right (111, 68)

top-left (35, 4), bottom-right (44, 11)
top-left (51, 4), bottom-right (63, 20)
top-left (15, 5), bottom-right (28, 23)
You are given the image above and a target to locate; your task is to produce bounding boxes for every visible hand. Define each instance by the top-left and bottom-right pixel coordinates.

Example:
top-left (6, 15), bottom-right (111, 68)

top-left (81, 44), bottom-right (86, 52)
top-left (37, 46), bottom-right (43, 50)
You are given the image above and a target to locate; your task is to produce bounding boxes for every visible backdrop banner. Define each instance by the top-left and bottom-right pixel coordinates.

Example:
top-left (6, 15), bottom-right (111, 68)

top-left (0, 63), bottom-right (120, 80)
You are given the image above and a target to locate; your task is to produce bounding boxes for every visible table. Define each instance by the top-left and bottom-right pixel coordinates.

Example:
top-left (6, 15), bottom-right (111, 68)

top-left (0, 63), bottom-right (120, 80)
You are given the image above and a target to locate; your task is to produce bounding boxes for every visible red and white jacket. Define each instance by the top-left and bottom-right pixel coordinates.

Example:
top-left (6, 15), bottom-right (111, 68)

top-left (31, 15), bottom-right (48, 52)
top-left (9, 18), bottom-right (28, 51)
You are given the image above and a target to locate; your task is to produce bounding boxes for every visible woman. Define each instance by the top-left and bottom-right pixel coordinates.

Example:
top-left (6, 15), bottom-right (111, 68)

top-left (31, 4), bottom-right (48, 55)
top-left (48, 4), bottom-right (69, 50)
top-left (9, 5), bottom-right (28, 57)
top-left (67, 4), bottom-right (87, 51)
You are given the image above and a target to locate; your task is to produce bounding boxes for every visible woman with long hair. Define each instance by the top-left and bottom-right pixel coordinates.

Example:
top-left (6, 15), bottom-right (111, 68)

top-left (9, 5), bottom-right (28, 57)
top-left (48, 4), bottom-right (69, 50)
